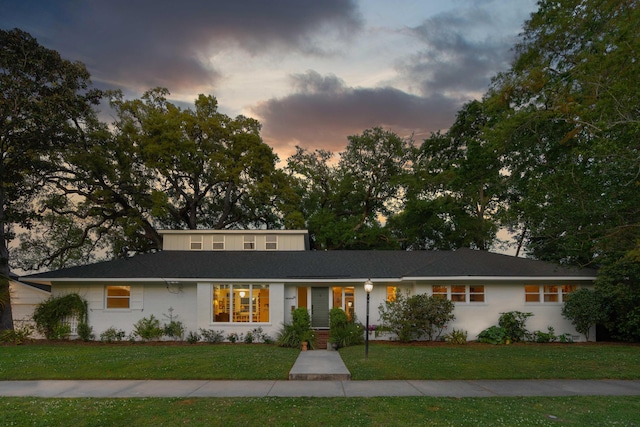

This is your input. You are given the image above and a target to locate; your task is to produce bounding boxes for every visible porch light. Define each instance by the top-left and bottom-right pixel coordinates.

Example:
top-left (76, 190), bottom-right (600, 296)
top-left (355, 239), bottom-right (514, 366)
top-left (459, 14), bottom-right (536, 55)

top-left (364, 279), bottom-right (373, 359)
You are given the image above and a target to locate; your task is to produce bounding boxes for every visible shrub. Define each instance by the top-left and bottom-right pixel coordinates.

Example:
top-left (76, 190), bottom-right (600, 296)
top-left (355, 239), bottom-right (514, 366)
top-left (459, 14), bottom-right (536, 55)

top-left (532, 326), bottom-right (557, 343)
top-left (329, 308), bottom-right (364, 348)
top-left (378, 291), bottom-right (455, 342)
top-left (0, 325), bottom-right (33, 345)
top-left (562, 288), bottom-right (604, 342)
top-left (77, 322), bottom-right (95, 341)
top-left (133, 315), bottom-right (163, 341)
top-left (477, 325), bottom-right (507, 344)
top-left (498, 311), bottom-right (532, 343)
top-left (32, 293), bottom-right (88, 340)
top-left (443, 328), bottom-right (468, 344)
top-left (199, 329), bottom-right (225, 343)
top-left (162, 307), bottom-right (185, 341)
top-left (277, 307), bottom-right (315, 349)
top-left (187, 331), bottom-right (200, 344)
top-left (100, 327), bottom-right (126, 343)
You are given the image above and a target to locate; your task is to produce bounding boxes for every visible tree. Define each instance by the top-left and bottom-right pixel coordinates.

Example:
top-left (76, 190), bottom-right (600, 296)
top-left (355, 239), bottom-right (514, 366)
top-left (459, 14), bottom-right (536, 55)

top-left (487, 0), bottom-right (640, 265)
top-left (286, 127), bottom-right (411, 249)
top-left (595, 248), bottom-right (640, 342)
top-left (0, 29), bottom-right (102, 329)
top-left (390, 100), bottom-right (504, 251)
top-left (15, 88), bottom-right (292, 268)
top-left (561, 288), bottom-right (604, 341)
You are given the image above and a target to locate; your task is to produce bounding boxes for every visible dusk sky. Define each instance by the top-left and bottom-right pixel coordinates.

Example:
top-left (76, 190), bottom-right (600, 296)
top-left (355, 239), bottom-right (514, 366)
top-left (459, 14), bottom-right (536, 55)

top-left (1, 0), bottom-right (537, 162)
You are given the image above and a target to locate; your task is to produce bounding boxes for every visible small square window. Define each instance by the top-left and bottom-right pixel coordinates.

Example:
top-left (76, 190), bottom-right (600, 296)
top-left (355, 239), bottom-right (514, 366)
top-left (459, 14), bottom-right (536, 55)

top-left (212, 235), bottom-right (224, 250)
top-left (544, 285), bottom-right (559, 302)
top-left (244, 235), bottom-right (255, 250)
top-left (469, 285), bottom-right (485, 302)
top-left (190, 236), bottom-right (203, 250)
top-left (265, 235), bottom-right (277, 250)
top-left (525, 285), bottom-right (540, 302)
top-left (106, 285), bottom-right (130, 309)
top-left (432, 285), bottom-right (447, 298)
top-left (451, 285), bottom-right (466, 302)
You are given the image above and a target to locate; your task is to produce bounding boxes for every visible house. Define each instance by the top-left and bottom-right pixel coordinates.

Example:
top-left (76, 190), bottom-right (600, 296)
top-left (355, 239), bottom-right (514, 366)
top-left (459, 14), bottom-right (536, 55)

top-left (9, 274), bottom-right (51, 337)
top-left (23, 229), bottom-right (598, 343)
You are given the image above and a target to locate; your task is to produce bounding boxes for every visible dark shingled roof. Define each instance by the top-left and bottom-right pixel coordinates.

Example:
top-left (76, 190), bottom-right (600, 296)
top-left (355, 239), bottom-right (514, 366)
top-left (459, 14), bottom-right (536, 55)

top-left (24, 249), bottom-right (596, 281)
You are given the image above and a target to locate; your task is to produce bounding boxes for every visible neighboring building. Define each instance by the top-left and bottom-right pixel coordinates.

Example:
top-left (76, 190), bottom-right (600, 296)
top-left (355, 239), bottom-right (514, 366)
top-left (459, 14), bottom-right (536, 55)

top-left (9, 274), bottom-right (51, 337)
top-left (23, 229), bottom-right (598, 343)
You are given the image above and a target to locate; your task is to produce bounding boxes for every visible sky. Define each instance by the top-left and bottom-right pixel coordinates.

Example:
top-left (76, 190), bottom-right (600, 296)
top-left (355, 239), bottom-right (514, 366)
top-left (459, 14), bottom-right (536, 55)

top-left (1, 0), bottom-right (538, 163)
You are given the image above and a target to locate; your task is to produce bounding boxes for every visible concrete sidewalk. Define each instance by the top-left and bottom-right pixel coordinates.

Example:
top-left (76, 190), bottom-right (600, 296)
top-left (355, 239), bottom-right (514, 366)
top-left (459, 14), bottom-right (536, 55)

top-left (1, 379), bottom-right (640, 398)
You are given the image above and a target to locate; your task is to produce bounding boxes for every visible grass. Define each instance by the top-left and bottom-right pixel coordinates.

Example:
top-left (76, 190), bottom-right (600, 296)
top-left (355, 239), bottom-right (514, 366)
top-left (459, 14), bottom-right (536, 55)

top-left (1, 341), bottom-right (639, 425)
top-left (2, 341), bottom-right (638, 380)
top-left (340, 342), bottom-right (640, 380)
top-left (0, 343), bottom-right (299, 380)
top-left (2, 396), bottom-right (640, 426)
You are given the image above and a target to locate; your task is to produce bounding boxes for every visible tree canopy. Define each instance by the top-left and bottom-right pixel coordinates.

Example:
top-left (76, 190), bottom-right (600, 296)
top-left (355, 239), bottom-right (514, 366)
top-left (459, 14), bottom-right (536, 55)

top-left (0, 28), bottom-right (102, 329)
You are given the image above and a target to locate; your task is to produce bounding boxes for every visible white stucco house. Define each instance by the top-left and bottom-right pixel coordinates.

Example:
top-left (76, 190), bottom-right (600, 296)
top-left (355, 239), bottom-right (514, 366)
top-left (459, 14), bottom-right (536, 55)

top-left (23, 229), bottom-right (598, 343)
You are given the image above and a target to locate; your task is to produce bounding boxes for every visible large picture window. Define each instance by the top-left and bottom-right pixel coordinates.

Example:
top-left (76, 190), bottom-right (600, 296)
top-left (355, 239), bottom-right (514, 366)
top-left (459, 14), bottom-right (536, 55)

top-left (431, 285), bottom-right (485, 303)
top-left (213, 284), bottom-right (269, 323)
top-left (106, 285), bottom-right (131, 309)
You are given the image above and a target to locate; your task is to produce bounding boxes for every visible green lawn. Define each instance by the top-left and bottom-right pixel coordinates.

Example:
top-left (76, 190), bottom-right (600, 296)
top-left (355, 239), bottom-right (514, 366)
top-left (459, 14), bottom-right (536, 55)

top-left (2, 396), bottom-right (640, 426)
top-left (1, 342), bottom-right (640, 426)
top-left (0, 343), bottom-right (299, 380)
top-left (340, 342), bottom-right (640, 380)
top-left (1, 341), bottom-right (638, 380)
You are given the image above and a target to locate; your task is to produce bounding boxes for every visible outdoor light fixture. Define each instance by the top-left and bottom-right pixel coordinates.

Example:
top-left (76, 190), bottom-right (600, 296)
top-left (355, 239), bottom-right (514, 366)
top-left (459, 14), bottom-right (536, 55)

top-left (364, 279), bottom-right (373, 359)
top-left (239, 291), bottom-right (245, 298)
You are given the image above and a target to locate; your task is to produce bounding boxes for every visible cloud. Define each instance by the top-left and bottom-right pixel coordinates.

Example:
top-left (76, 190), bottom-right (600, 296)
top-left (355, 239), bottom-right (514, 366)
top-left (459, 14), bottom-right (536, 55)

top-left (253, 70), bottom-right (459, 159)
top-left (3, 0), bottom-right (362, 93)
top-left (398, 5), bottom-right (521, 98)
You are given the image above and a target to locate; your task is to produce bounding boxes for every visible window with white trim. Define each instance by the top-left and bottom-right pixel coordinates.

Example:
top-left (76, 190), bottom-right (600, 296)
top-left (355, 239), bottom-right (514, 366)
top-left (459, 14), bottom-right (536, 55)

top-left (243, 235), bottom-right (255, 250)
top-left (213, 284), bottom-right (269, 323)
top-left (265, 235), bottom-right (277, 250)
top-left (106, 285), bottom-right (131, 309)
top-left (212, 235), bottom-right (224, 250)
top-left (525, 284), bottom-right (576, 303)
top-left (190, 235), bottom-right (203, 250)
top-left (432, 285), bottom-right (485, 303)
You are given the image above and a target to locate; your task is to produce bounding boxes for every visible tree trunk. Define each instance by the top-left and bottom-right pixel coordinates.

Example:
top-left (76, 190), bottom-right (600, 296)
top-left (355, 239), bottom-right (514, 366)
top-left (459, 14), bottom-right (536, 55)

top-left (0, 186), bottom-right (14, 330)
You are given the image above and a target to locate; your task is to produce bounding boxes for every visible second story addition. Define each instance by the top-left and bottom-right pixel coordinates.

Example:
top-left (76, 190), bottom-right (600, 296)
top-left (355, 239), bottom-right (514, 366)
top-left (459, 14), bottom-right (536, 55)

top-left (159, 230), bottom-right (310, 251)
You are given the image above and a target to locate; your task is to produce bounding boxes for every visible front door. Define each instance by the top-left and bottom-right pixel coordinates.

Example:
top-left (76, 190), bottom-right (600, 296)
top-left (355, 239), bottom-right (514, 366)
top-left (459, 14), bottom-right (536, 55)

top-left (311, 287), bottom-right (330, 328)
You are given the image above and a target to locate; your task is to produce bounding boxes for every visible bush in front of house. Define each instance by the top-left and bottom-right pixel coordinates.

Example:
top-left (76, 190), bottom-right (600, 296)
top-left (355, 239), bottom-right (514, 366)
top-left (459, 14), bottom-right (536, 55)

top-left (32, 293), bottom-right (88, 340)
top-left (477, 311), bottom-right (533, 344)
top-left (277, 307), bottom-right (316, 349)
top-left (377, 291), bottom-right (455, 342)
top-left (562, 288), bottom-right (604, 342)
top-left (132, 315), bottom-right (163, 341)
top-left (100, 327), bottom-right (126, 342)
top-left (328, 307), bottom-right (364, 348)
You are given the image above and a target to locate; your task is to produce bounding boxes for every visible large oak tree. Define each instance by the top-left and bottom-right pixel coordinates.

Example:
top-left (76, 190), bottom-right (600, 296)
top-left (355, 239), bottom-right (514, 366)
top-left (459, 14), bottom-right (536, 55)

top-left (0, 29), bottom-right (102, 329)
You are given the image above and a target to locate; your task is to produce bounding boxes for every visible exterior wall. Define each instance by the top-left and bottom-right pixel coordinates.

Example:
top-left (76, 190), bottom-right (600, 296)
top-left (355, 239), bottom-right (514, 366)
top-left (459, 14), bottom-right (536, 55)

top-left (52, 281), bottom-right (286, 340)
top-left (49, 278), bottom-right (594, 342)
top-left (160, 230), bottom-right (308, 251)
top-left (9, 281), bottom-right (50, 337)
top-left (287, 281), bottom-right (594, 342)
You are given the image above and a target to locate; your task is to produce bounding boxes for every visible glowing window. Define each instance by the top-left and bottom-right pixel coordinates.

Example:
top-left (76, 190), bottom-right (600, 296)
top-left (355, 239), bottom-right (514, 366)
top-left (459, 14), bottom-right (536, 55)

top-left (106, 285), bottom-right (130, 309)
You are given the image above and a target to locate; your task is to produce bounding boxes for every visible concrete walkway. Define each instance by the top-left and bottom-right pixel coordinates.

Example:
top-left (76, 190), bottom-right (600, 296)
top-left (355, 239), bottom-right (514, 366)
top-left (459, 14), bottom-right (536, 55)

top-left (288, 350), bottom-right (351, 380)
top-left (1, 379), bottom-right (640, 398)
top-left (1, 350), bottom-right (639, 398)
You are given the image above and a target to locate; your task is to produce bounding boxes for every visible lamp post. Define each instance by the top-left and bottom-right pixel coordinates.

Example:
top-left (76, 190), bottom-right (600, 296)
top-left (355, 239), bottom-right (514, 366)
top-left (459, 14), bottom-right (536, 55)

top-left (364, 279), bottom-right (373, 359)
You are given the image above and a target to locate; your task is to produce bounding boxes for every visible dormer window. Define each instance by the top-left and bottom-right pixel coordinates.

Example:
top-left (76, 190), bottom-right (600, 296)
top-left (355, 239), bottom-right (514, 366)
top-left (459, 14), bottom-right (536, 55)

top-left (212, 235), bottom-right (224, 250)
top-left (190, 235), bottom-right (203, 250)
top-left (266, 235), bottom-right (277, 250)
top-left (243, 235), bottom-right (255, 250)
